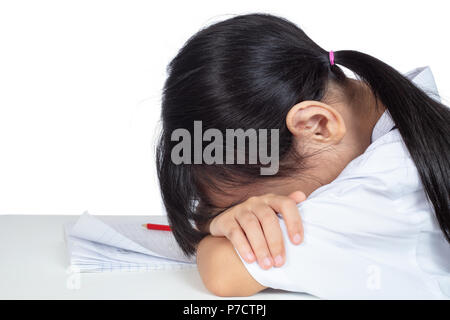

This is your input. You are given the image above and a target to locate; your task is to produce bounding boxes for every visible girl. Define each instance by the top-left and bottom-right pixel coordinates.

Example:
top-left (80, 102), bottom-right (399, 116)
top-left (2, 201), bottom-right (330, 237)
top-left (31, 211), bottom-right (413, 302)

top-left (156, 13), bottom-right (450, 298)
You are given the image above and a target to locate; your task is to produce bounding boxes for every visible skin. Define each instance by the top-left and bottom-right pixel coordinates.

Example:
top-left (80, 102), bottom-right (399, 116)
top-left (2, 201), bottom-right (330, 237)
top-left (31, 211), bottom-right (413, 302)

top-left (208, 191), bottom-right (307, 270)
top-left (196, 79), bottom-right (386, 296)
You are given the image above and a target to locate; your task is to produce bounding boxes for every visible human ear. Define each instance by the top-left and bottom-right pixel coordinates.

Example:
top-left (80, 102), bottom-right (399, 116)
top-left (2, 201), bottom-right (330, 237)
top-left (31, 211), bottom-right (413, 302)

top-left (285, 100), bottom-right (346, 144)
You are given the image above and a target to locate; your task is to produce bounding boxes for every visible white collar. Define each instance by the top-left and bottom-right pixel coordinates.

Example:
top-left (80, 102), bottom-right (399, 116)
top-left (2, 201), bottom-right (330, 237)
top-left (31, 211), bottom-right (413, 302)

top-left (370, 66), bottom-right (440, 142)
top-left (371, 110), bottom-right (395, 142)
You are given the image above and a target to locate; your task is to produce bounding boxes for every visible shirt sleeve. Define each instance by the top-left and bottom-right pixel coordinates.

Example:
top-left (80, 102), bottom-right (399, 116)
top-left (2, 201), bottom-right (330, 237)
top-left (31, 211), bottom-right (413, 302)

top-left (234, 177), bottom-right (441, 299)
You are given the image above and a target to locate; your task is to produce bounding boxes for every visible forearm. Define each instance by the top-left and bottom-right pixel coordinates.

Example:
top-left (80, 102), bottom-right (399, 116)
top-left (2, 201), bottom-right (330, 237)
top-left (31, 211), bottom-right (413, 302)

top-left (196, 235), bottom-right (267, 297)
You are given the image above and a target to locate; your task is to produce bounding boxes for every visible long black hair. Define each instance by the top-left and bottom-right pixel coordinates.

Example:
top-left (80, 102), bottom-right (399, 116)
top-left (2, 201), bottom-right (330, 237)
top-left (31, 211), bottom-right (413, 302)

top-left (156, 13), bottom-right (450, 256)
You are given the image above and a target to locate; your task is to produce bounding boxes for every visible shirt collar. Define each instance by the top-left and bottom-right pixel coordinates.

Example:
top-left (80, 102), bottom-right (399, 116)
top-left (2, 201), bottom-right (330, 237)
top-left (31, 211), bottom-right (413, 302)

top-left (371, 110), bottom-right (395, 142)
top-left (370, 66), bottom-right (440, 142)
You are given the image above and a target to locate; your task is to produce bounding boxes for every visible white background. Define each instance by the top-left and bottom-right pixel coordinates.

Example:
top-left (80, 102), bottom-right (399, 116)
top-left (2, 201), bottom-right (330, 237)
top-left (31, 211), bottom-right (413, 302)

top-left (0, 0), bottom-right (448, 215)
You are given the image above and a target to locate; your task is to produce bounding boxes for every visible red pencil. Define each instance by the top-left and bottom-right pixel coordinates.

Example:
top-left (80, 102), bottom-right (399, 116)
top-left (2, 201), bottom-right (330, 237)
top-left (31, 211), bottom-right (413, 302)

top-left (142, 223), bottom-right (172, 231)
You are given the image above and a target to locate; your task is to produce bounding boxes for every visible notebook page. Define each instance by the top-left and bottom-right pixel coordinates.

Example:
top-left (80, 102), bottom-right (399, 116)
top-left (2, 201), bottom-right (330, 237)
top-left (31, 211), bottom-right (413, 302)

top-left (64, 223), bottom-right (196, 272)
top-left (109, 223), bottom-right (195, 263)
top-left (68, 212), bottom-right (195, 263)
top-left (69, 212), bottom-right (162, 258)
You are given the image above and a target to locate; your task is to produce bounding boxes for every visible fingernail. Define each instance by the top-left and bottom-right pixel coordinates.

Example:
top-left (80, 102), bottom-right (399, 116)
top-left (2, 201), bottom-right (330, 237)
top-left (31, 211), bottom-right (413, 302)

top-left (293, 233), bottom-right (302, 244)
top-left (274, 255), bottom-right (284, 266)
top-left (246, 252), bottom-right (255, 262)
top-left (263, 257), bottom-right (272, 268)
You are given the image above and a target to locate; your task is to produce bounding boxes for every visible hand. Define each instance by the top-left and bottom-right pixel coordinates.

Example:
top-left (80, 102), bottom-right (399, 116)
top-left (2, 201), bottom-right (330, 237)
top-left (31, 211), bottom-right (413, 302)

top-left (208, 191), bottom-right (306, 270)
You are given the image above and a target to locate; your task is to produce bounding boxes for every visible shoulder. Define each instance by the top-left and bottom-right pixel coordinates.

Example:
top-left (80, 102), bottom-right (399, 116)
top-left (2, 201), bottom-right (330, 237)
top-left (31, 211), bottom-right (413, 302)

top-left (312, 129), bottom-right (422, 201)
top-left (298, 129), bottom-right (428, 233)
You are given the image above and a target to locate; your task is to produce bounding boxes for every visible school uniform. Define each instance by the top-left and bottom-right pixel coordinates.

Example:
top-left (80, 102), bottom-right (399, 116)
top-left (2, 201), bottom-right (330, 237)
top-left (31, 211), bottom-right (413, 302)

top-left (236, 66), bottom-right (450, 299)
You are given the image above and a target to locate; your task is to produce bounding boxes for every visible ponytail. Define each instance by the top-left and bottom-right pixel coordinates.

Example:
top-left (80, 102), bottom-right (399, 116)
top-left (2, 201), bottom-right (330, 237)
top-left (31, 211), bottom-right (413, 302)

top-left (333, 50), bottom-right (450, 242)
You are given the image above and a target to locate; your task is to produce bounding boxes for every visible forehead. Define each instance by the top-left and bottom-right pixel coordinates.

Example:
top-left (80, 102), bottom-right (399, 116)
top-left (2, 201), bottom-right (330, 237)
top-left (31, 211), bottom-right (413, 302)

top-left (203, 184), bottom-right (255, 210)
top-left (198, 177), bottom-right (302, 210)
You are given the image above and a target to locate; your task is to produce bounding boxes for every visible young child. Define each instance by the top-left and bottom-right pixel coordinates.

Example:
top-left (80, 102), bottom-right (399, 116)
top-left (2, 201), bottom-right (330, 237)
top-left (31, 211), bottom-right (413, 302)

top-left (156, 13), bottom-right (450, 299)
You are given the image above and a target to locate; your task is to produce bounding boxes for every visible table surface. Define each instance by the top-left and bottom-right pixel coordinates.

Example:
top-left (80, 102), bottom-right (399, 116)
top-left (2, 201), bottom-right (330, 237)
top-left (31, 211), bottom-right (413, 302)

top-left (0, 215), bottom-right (315, 300)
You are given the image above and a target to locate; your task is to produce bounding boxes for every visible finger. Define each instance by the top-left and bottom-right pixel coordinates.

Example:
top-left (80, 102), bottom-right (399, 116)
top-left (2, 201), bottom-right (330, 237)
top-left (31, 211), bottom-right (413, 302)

top-left (288, 191), bottom-right (306, 203)
top-left (236, 211), bottom-right (274, 270)
top-left (251, 203), bottom-right (286, 267)
top-left (208, 208), bottom-right (233, 236)
top-left (223, 220), bottom-right (256, 263)
top-left (264, 194), bottom-right (303, 245)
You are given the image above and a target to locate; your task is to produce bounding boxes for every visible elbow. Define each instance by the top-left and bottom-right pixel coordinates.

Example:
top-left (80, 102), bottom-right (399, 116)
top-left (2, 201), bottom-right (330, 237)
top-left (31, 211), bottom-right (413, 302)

top-left (196, 235), bottom-right (259, 297)
top-left (196, 235), bottom-right (238, 297)
top-left (202, 271), bottom-right (239, 297)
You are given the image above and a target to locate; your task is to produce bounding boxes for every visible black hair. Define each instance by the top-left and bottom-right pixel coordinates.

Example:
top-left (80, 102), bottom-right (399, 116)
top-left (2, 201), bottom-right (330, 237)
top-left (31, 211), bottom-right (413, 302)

top-left (156, 13), bottom-right (450, 256)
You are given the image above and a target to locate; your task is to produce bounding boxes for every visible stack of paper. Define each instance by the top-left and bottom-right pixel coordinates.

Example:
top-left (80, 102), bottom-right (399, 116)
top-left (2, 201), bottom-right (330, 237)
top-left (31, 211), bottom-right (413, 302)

top-left (64, 212), bottom-right (196, 272)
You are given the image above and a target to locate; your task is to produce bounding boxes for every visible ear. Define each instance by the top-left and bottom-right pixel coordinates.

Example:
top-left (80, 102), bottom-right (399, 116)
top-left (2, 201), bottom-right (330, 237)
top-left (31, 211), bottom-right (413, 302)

top-left (286, 100), bottom-right (346, 145)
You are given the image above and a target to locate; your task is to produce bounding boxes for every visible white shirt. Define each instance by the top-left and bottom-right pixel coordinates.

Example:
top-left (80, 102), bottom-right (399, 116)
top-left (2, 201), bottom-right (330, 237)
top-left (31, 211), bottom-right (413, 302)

top-left (236, 66), bottom-right (450, 299)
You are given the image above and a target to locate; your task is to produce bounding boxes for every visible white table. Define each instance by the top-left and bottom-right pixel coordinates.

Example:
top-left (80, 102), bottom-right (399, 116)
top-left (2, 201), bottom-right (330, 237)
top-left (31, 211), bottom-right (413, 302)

top-left (0, 215), bottom-right (315, 300)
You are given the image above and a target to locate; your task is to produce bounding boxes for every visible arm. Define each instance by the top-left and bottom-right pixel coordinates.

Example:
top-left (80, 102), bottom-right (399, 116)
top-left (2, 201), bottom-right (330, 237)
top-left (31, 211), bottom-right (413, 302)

top-left (196, 235), bottom-right (267, 297)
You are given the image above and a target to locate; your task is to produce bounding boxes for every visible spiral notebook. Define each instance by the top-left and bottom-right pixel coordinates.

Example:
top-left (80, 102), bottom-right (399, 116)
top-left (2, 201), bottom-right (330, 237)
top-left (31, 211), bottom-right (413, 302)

top-left (63, 212), bottom-right (196, 272)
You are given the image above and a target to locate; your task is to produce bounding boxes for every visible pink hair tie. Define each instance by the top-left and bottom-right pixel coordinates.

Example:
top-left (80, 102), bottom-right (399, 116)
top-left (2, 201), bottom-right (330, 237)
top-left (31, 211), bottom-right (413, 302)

top-left (329, 50), bottom-right (335, 66)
